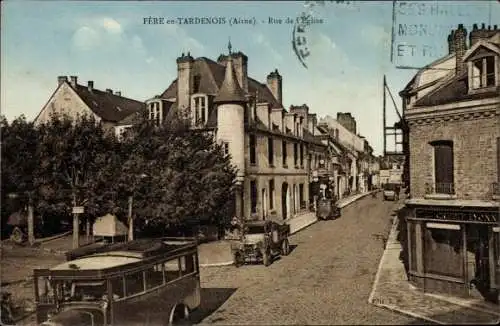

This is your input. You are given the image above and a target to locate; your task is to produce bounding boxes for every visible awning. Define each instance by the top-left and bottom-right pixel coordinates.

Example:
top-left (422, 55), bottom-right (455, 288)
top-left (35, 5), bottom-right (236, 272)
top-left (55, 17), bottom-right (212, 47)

top-left (93, 214), bottom-right (128, 237)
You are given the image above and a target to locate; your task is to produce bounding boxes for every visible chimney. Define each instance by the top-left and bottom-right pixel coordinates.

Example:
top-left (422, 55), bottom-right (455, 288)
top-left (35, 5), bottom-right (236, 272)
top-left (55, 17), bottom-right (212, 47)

top-left (453, 24), bottom-right (468, 75)
top-left (176, 52), bottom-right (194, 113)
top-left (88, 81), bottom-right (94, 92)
top-left (69, 76), bottom-right (78, 88)
top-left (469, 23), bottom-right (499, 47)
top-left (230, 52), bottom-right (248, 94)
top-left (266, 69), bottom-right (283, 105)
top-left (116, 91), bottom-right (121, 96)
top-left (106, 89), bottom-right (113, 94)
top-left (447, 31), bottom-right (456, 54)
top-left (58, 76), bottom-right (68, 86)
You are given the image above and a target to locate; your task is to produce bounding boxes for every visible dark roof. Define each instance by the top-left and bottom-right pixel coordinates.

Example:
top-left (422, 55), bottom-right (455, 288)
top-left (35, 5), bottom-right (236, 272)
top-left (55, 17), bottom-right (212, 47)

top-left (73, 84), bottom-right (145, 122)
top-left (214, 57), bottom-right (247, 104)
top-left (414, 71), bottom-right (499, 107)
top-left (159, 56), bottom-right (282, 109)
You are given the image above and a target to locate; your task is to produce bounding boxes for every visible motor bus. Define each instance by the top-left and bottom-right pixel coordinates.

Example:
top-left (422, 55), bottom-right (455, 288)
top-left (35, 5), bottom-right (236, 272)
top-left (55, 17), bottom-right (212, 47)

top-left (33, 238), bottom-right (201, 326)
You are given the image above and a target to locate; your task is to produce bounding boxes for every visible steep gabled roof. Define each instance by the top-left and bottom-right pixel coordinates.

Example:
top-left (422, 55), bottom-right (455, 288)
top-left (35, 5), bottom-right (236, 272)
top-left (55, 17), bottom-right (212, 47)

top-left (158, 56), bottom-right (283, 108)
top-left (73, 84), bottom-right (145, 122)
top-left (214, 56), bottom-right (246, 104)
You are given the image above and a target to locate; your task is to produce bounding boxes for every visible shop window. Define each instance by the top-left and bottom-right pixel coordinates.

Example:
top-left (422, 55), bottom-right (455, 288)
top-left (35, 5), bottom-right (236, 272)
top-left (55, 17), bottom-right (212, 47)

top-left (423, 226), bottom-right (463, 278)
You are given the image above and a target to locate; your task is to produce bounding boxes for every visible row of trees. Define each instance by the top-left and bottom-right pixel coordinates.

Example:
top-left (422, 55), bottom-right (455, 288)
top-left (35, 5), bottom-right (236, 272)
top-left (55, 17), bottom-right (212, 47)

top-left (1, 112), bottom-right (237, 239)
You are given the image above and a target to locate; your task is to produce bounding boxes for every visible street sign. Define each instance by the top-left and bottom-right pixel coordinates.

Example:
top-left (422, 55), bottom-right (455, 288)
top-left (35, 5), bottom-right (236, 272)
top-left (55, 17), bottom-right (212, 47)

top-left (72, 206), bottom-right (84, 214)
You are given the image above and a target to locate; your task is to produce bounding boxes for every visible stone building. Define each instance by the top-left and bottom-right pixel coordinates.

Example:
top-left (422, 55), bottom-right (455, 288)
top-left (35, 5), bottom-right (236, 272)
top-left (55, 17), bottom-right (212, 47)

top-left (400, 24), bottom-right (500, 303)
top-left (34, 76), bottom-right (145, 137)
top-left (146, 45), bottom-right (331, 222)
top-left (336, 112), bottom-right (357, 135)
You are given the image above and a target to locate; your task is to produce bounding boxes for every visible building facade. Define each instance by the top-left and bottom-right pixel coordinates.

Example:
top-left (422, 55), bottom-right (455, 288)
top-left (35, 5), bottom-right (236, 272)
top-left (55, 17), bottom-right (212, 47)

top-left (34, 76), bottom-right (144, 136)
top-left (401, 24), bottom-right (500, 303)
top-left (146, 47), bottom-right (335, 222)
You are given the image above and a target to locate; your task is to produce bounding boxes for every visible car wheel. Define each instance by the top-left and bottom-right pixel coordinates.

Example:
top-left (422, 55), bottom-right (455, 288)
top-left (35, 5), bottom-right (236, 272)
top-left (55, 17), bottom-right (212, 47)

top-left (282, 239), bottom-right (290, 256)
top-left (262, 249), bottom-right (271, 266)
top-left (170, 304), bottom-right (191, 326)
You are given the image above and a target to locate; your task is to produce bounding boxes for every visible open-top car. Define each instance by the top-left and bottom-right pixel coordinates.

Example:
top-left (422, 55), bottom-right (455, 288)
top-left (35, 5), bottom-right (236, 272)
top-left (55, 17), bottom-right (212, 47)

top-left (231, 220), bottom-right (291, 267)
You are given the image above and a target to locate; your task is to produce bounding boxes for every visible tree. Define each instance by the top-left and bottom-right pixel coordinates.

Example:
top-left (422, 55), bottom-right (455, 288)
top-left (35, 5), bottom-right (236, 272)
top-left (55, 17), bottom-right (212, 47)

top-left (0, 115), bottom-right (39, 239)
top-left (34, 112), bottom-right (121, 245)
top-left (117, 111), bottom-right (237, 236)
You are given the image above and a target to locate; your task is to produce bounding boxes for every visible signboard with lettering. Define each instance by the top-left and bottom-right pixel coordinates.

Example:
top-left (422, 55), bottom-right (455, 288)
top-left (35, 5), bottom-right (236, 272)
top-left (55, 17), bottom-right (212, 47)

top-left (392, 1), bottom-right (494, 68)
top-left (72, 206), bottom-right (84, 214)
top-left (415, 208), bottom-right (499, 224)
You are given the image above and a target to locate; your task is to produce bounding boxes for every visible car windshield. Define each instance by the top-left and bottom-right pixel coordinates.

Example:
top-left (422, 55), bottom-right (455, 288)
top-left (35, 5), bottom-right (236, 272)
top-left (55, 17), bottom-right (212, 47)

top-left (56, 280), bottom-right (107, 303)
top-left (246, 225), bottom-right (265, 234)
top-left (384, 184), bottom-right (397, 191)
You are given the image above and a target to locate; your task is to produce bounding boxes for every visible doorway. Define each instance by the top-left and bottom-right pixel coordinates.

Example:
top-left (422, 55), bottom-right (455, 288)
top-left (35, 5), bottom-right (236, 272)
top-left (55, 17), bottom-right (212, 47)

top-left (282, 183), bottom-right (288, 220)
top-left (467, 224), bottom-right (494, 301)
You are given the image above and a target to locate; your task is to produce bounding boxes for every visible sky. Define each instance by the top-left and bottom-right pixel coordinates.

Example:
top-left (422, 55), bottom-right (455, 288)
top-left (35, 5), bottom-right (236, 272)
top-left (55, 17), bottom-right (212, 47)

top-left (1, 0), bottom-right (498, 155)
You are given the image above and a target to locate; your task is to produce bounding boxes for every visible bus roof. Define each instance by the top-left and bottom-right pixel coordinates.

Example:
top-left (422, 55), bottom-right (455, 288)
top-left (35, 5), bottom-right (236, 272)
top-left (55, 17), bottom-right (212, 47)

top-left (51, 256), bottom-right (141, 271)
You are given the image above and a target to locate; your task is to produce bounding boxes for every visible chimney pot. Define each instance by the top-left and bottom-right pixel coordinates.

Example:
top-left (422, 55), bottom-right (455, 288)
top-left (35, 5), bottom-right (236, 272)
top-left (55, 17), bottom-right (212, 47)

top-left (58, 76), bottom-right (68, 85)
top-left (482, 23), bottom-right (486, 29)
top-left (488, 25), bottom-right (491, 30)
top-left (69, 76), bottom-right (77, 87)
top-left (494, 25), bottom-right (498, 30)
top-left (106, 89), bottom-right (113, 94)
top-left (473, 23), bottom-right (478, 30)
top-left (88, 81), bottom-right (94, 91)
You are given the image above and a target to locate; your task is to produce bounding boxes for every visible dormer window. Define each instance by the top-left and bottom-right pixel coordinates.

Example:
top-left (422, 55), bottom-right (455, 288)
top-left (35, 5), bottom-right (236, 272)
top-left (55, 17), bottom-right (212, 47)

top-left (470, 56), bottom-right (496, 90)
top-left (191, 95), bottom-right (208, 126)
top-left (148, 101), bottom-right (162, 126)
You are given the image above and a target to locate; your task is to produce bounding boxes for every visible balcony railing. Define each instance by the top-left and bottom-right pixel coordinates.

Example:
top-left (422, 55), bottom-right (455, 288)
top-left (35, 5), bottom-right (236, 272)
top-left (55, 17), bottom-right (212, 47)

top-left (425, 182), bottom-right (455, 195)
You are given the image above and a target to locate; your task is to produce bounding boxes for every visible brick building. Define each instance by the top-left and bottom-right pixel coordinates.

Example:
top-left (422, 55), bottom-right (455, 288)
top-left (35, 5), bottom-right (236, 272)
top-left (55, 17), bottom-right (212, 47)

top-left (400, 24), bottom-right (500, 303)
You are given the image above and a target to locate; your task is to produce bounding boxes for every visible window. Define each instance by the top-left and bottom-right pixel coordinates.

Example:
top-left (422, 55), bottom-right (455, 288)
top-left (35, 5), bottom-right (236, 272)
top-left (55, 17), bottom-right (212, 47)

top-left (471, 56), bottom-right (496, 89)
top-left (282, 141), bottom-right (287, 166)
top-left (193, 75), bottom-right (201, 93)
top-left (124, 271), bottom-right (145, 296)
top-left (431, 140), bottom-right (454, 194)
top-left (250, 180), bottom-right (258, 214)
top-left (268, 137), bottom-right (274, 166)
top-left (163, 259), bottom-right (180, 282)
top-left (423, 227), bottom-right (463, 278)
top-left (300, 144), bottom-right (304, 167)
top-left (294, 143), bottom-right (298, 167)
top-left (192, 95), bottom-right (207, 125)
top-left (250, 134), bottom-right (257, 165)
top-left (145, 263), bottom-right (164, 289)
top-left (148, 102), bottom-right (162, 126)
top-left (308, 154), bottom-right (312, 170)
top-left (222, 142), bottom-right (229, 155)
top-left (269, 179), bottom-right (275, 210)
top-left (299, 183), bottom-right (304, 209)
top-left (180, 255), bottom-right (195, 276)
top-left (110, 277), bottom-right (125, 299)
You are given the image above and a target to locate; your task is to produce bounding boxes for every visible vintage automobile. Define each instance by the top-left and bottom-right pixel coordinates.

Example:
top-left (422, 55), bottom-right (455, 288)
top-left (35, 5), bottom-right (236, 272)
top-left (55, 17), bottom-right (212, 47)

top-left (231, 220), bottom-right (291, 267)
top-left (383, 183), bottom-right (400, 201)
top-left (316, 198), bottom-right (341, 220)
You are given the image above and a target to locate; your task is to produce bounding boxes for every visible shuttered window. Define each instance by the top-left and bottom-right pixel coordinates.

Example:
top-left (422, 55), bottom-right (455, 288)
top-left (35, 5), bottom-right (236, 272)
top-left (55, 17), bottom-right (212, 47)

top-left (431, 140), bottom-right (454, 194)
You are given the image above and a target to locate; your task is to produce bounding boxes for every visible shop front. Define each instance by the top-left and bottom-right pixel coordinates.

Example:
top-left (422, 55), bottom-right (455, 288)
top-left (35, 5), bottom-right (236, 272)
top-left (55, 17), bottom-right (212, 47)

top-left (405, 201), bottom-right (500, 304)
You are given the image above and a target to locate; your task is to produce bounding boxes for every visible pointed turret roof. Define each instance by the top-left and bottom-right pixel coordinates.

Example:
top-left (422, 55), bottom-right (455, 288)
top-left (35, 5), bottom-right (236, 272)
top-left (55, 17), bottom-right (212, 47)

top-left (214, 43), bottom-right (247, 104)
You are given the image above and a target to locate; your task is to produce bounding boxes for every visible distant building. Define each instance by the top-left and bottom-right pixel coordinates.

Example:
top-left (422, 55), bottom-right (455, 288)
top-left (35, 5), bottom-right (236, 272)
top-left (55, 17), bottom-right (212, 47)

top-left (34, 76), bottom-right (145, 138)
top-left (336, 112), bottom-right (357, 135)
top-left (401, 24), bottom-right (500, 304)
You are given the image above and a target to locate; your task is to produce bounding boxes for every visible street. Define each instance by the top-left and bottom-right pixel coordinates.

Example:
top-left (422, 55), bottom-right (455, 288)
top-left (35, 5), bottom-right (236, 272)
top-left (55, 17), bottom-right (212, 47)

top-left (193, 195), bottom-right (422, 325)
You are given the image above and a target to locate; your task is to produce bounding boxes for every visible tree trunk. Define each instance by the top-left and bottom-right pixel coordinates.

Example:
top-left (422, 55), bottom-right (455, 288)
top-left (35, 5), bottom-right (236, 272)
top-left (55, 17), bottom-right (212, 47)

top-left (27, 203), bottom-right (35, 246)
top-left (128, 196), bottom-right (134, 241)
top-left (72, 193), bottom-right (80, 249)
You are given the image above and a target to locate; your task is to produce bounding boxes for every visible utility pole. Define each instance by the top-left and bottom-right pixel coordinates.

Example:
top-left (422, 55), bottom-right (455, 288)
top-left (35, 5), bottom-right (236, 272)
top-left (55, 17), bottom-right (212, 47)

top-left (383, 75), bottom-right (387, 156)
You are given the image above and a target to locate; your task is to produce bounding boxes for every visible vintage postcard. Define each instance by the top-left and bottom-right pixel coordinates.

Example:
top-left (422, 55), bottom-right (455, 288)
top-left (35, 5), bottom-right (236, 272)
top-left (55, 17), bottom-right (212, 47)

top-left (1, 1), bottom-right (499, 325)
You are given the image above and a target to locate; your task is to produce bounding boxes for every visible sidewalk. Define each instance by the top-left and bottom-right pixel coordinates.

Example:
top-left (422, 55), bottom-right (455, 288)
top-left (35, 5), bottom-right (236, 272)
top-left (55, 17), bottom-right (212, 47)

top-left (368, 210), bottom-right (500, 324)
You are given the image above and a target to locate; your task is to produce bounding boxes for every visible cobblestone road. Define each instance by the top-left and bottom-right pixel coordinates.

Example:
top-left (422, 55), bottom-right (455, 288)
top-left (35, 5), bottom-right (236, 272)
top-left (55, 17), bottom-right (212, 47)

top-left (195, 196), bottom-right (423, 325)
